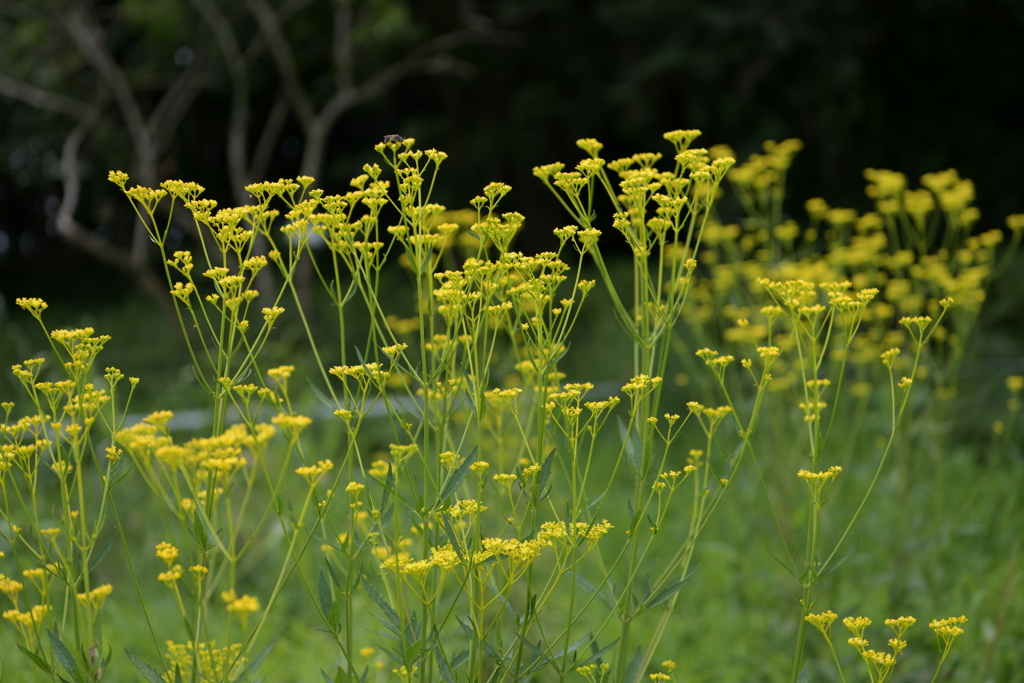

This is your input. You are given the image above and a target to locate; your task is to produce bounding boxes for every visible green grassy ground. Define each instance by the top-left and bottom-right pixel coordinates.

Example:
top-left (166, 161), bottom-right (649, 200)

top-left (2, 255), bottom-right (1022, 683)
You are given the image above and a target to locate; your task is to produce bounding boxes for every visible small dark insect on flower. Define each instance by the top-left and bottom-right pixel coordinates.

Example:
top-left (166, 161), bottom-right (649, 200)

top-left (382, 134), bottom-right (405, 144)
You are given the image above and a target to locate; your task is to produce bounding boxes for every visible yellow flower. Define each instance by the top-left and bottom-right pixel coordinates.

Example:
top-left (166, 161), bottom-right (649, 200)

top-left (929, 615), bottom-right (968, 645)
top-left (295, 459), bottom-right (334, 484)
top-left (368, 460), bottom-right (390, 481)
top-left (226, 594), bottom-right (260, 616)
top-left (272, 413), bottom-right (313, 440)
top-left (155, 541), bottom-right (179, 566)
top-left (843, 616), bottom-right (872, 638)
top-left (158, 565), bottom-right (184, 586)
top-left (77, 584), bottom-right (114, 609)
top-left (805, 611), bottom-right (838, 638)
top-left (0, 574), bottom-right (24, 599)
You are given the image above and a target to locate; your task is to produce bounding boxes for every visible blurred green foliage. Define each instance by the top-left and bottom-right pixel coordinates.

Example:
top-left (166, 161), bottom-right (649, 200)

top-left (2, 0), bottom-right (1023, 305)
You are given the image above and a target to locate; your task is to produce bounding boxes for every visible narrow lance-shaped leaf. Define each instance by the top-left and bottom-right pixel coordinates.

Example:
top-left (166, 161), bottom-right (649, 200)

top-left (48, 631), bottom-right (79, 683)
top-left (318, 568), bottom-right (333, 617)
top-left (577, 638), bottom-right (619, 667)
top-left (360, 575), bottom-right (400, 629)
top-left (124, 649), bottom-right (163, 683)
top-left (438, 446), bottom-right (478, 503)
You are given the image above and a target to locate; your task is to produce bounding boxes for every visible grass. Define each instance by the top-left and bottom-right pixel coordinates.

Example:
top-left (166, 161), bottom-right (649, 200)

top-left (2, 133), bottom-right (1023, 683)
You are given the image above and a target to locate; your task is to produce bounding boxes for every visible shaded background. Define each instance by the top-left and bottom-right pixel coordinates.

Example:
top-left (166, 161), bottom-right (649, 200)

top-left (2, 2), bottom-right (1024, 681)
top-left (2, 0), bottom-right (1023, 308)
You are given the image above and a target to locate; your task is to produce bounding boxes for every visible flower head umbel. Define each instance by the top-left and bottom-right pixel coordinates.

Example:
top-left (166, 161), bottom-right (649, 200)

top-left (296, 459), bottom-right (334, 486)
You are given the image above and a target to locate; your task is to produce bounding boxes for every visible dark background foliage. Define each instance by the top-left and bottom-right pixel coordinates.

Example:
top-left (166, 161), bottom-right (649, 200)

top-left (1, 0), bottom-right (1022, 306)
top-left (2, 3), bottom-right (1023, 679)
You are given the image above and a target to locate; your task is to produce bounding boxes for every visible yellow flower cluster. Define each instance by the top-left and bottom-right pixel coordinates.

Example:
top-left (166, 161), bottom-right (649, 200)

top-left (368, 460), bottom-right (391, 480)
top-left (3, 604), bottom-right (50, 644)
top-left (538, 519), bottom-right (614, 547)
top-left (381, 534), bottom-right (555, 578)
top-left (76, 584), bottom-right (114, 609)
top-left (163, 641), bottom-right (245, 683)
top-left (805, 610), bottom-right (838, 637)
top-left (156, 541), bottom-right (179, 565)
top-left (158, 565), bottom-right (184, 587)
top-left (929, 615), bottom-right (968, 644)
top-left (0, 574), bottom-right (24, 599)
top-left (445, 499), bottom-right (487, 519)
top-left (295, 459), bottom-right (334, 484)
top-left (225, 593), bottom-right (260, 616)
top-left (118, 420), bottom-right (275, 489)
top-left (796, 466), bottom-right (842, 483)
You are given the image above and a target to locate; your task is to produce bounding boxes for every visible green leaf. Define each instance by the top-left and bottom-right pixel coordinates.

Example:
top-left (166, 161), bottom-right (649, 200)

top-left (89, 535), bottom-right (116, 572)
top-left (578, 639), bottom-right (618, 667)
top-left (552, 634), bottom-right (589, 661)
top-left (623, 646), bottom-right (643, 683)
top-left (438, 446), bottom-right (477, 503)
top-left (819, 541), bottom-right (859, 579)
top-left (514, 633), bottom-right (551, 667)
top-left (479, 640), bottom-right (506, 667)
top-left (318, 568), bottom-right (333, 617)
top-left (124, 649), bottom-right (163, 683)
top-left (434, 636), bottom-right (457, 683)
top-left (47, 631), bottom-right (78, 683)
top-left (328, 599), bottom-right (343, 632)
top-left (111, 459), bottom-right (132, 487)
top-left (307, 380), bottom-right (336, 411)
top-left (17, 644), bottom-right (52, 675)
top-left (618, 418), bottom-right (642, 474)
top-left (360, 575), bottom-right (400, 629)
top-left (551, 427), bottom-right (572, 461)
top-left (439, 513), bottom-right (465, 562)
top-left (642, 568), bottom-right (697, 611)
top-left (582, 492), bottom-right (605, 514)
top-left (797, 661), bottom-right (810, 683)
top-left (189, 510), bottom-right (209, 552)
top-left (486, 585), bottom-right (519, 624)
top-left (336, 278), bottom-right (358, 305)
top-left (574, 574), bottom-right (614, 610)
top-left (194, 507), bottom-right (225, 554)
top-left (403, 639), bottom-right (422, 667)
top-left (326, 558), bottom-right (345, 589)
top-left (762, 541), bottom-right (797, 579)
top-left (380, 464), bottom-right (395, 513)
top-left (239, 637), bottom-right (278, 680)
top-left (101, 644), bottom-right (113, 672)
top-left (534, 451), bottom-right (554, 502)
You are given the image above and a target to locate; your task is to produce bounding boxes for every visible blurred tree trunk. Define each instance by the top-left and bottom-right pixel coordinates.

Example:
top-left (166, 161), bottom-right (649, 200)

top-left (0, 0), bottom-right (517, 337)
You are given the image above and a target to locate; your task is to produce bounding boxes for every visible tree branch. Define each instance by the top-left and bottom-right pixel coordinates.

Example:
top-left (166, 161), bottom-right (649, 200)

top-left (54, 110), bottom-right (179, 327)
top-left (191, 0), bottom-right (251, 194)
top-left (147, 56), bottom-right (208, 153)
top-left (250, 95), bottom-right (290, 183)
top-left (333, 0), bottom-right (355, 91)
top-left (245, 0), bottom-right (316, 129)
top-left (242, 0), bottom-right (317, 63)
top-left (62, 6), bottom-right (156, 175)
top-left (300, 22), bottom-right (512, 177)
top-left (0, 72), bottom-right (96, 120)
